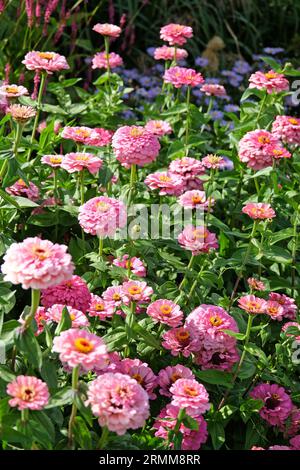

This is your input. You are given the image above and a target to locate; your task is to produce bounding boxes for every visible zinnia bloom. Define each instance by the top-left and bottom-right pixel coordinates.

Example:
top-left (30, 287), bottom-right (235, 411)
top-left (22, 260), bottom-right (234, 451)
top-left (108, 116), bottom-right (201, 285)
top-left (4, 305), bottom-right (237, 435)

top-left (238, 295), bottom-right (267, 314)
top-left (93, 23), bottom-right (121, 38)
top-left (238, 129), bottom-right (286, 170)
top-left (52, 328), bottom-right (108, 371)
top-left (242, 202), bottom-right (276, 219)
top-left (92, 52), bottom-right (123, 70)
top-left (147, 299), bottom-right (183, 327)
top-left (163, 66), bottom-right (204, 88)
top-left (268, 293), bottom-right (297, 320)
top-left (61, 126), bottom-right (112, 147)
top-left (264, 300), bottom-right (285, 321)
top-left (112, 254), bottom-right (146, 277)
top-left (7, 104), bottom-right (36, 123)
top-left (162, 326), bottom-right (201, 357)
top-left (178, 190), bottom-right (213, 210)
top-left (121, 280), bottom-right (153, 303)
top-left (78, 196), bottom-right (127, 237)
top-left (0, 84), bottom-right (28, 98)
top-left (87, 294), bottom-right (115, 320)
top-left (6, 178), bottom-right (39, 201)
top-left (22, 51), bottom-right (69, 74)
top-left (157, 365), bottom-right (195, 397)
top-left (154, 46), bottom-right (188, 61)
top-left (170, 378), bottom-right (210, 416)
top-left (272, 115), bottom-right (300, 145)
top-left (41, 275), bottom-right (91, 312)
top-left (112, 125), bottom-right (160, 167)
top-left (61, 152), bottom-right (103, 175)
top-left (144, 171), bottom-right (184, 196)
top-left (1, 237), bottom-right (74, 290)
top-left (248, 278), bottom-right (266, 291)
top-left (7, 375), bottom-right (49, 410)
top-left (160, 23), bottom-right (193, 46)
top-left (102, 285), bottom-right (129, 307)
top-left (41, 154), bottom-right (64, 168)
top-left (195, 345), bottom-right (239, 372)
top-left (117, 358), bottom-right (157, 399)
top-left (86, 372), bottom-right (150, 435)
top-left (202, 154), bottom-right (226, 169)
top-left (249, 70), bottom-right (289, 94)
top-left (169, 157), bottom-right (205, 191)
top-left (200, 84), bottom-right (226, 97)
top-left (46, 304), bottom-right (89, 328)
top-left (178, 225), bottom-right (218, 255)
top-left (250, 383), bottom-right (293, 426)
top-left (145, 120), bottom-right (172, 136)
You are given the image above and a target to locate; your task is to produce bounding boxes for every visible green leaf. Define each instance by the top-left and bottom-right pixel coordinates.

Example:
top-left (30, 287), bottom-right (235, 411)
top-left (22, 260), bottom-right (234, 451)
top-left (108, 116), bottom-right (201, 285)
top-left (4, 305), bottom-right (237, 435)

top-left (14, 328), bottom-right (43, 370)
top-left (102, 327), bottom-right (127, 352)
top-left (73, 416), bottom-right (93, 449)
top-left (0, 365), bottom-right (16, 383)
top-left (182, 414), bottom-right (199, 431)
top-left (29, 411), bottom-right (55, 448)
top-left (132, 322), bottom-right (162, 350)
top-left (55, 306), bottom-right (72, 336)
top-left (194, 369), bottom-right (233, 388)
top-left (222, 329), bottom-right (246, 340)
top-left (45, 386), bottom-right (73, 409)
top-left (208, 420), bottom-right (225, 450)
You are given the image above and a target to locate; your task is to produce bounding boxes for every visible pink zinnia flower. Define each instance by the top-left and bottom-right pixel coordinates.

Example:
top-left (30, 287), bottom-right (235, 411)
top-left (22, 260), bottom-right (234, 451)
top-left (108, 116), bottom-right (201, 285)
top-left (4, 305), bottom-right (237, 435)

top-left (154, 404), bottom-right (207, 450)
top-left (41, 154), bottom-right (64, 168)
top-left (163, 66), bottom-right (204, 88)
top-left (86, 372), bottom-right (150, 435)
top-left (22, 51), bottom-right (69, 74)
top-left (46, 304), bottom-right (89, 328)
top-left (32, 306), bottom-right (48, 335)
top-left (160, 23), bottom-right (193, 46)
top-left (121, 280), bottom-right (153, 303)
top-left (290, 434), bottom-right (300, 449)
top-left (169, 157), bottom-right (205, 191)
top-left (280, 407), bottom-right (300, 437)
top-left (41, 275), bottom-right (91, 312)
top-left (112, 125), bottom-right (160, 167)
top-left (154, 46), bottom-right (188, 61)
top-left (178, 190), bottom-right (213, 210)
top-left (242, 202), bottom-right (276, 219)
top-left (147, 299), bottom-right (183, 327)
top-left (264, 300), bottom-right (285, 321)
top-left (78, 196), bottom-right (127, 237)
top-left (202, 154), bottom-right (226, 169)
top-left (162, 326), bottom-right (201, 357)
top-left (61, 126), bottom-right (112, 147)
top-left (268, 293), bottom-right (297, 320)
top-left (86, 128), bottom-right (113, 147)
top-left (170, 378), bottom-right (210, 416)
top-left (145, 120), bottom-right (172, 136)
top-left (250, 383), bottom-right (293, 426)
top-left (6, 178), bottom-right (39, 201)
top-left (157, 365), bottom-right (195, 397)
top-left (93, 23), bottom-right (121, 38)
top-left (195, 345), bottom-right (239, 371)
top-left (112, 254), bottom-right (146, 277)
top-left (61, 152), bottom-right (102, 175)
top-left (178, 225), bottom-right (218, 255)
top-left (144, 171), bottom-right (184, 196)
top-left (92, 52), bottom-right (123, 70)
top-left (249, 70), bottom-right (289, 94)
top-left (1, 237), bottom-right (74, 290)
top-left (201, 84), bottom-right (226, 97)
top-left (102, 285), bottom-right (129, 307)
top-left (272, 115), bottom-right (300, 145)
top-left (52, 328), bottom-right (108, 371)
top-left (0, 84), bottom-right (28, 98)
top-left (7, 375), bottom-right (49, 411)
top-left (238, 295), bottom-right (267, 314)
top-left (118, 358), bottom-right (157, 399)
top-left (87, 294), bottom-right (115, 320)
top-left (238, 129), bottom-right (286, 170)
top-left (248, 277), bottom-right (266, 291)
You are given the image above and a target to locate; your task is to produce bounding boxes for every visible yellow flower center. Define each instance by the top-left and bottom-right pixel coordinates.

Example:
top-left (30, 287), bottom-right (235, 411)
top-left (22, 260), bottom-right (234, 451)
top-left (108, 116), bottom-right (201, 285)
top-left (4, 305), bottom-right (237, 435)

top-left (50, 156), bottom-right (62, 164)
top-left (74, 337), bottom-right (94, 353)
top-left (265, 72), bottom-right (277, 79)
top-left (130, 127), bottom-right (143, 137)
top-left (75, 129), bottom-right (91, 138)
top-left (39, 52), bottom-right (54, 60)
top-left (17, 178), bottom-right (26, 186)
top-left (171, 373), bottom-right (181, 382)
top-left (128, 285), bottom-right (142, 295)
top-left (95, 303), bottom-right (104, 311)
top-left (32, 246), bottom-right (49, 261)
top-left (75, 154), bottom-right (89, 161)
top-left (112, 293), bottom-right (121, 301)
top-left (192, 194), bottom-right (203, 204)
top-left (70, 313), bottom-right (76, 321)
top-left (132, 373), bottom-right (143, 384)
top-left (289, 118), bottom-right (298, 125)
top-left (210, 315), bottom-right (223, 327)
top-left (272, 148), bottom-right (283, 156)
top-left (159, 175), bottom-right (171, 182)
top-left (6, 86), bottom-right (19, 94)
top-left (159, 304), bottom-right (172, 315)
top-left (96, 201), bottom-right (109, 212)
top-left (20, 387), bottom-right (35, 402)
top-left (184, 386), bottom-right (198, 397)
top-left (258, 135), bottom-right (270, 145)
top-left (192, 229), bottom-right (205, 240)
top-left (175, 330), bottom-right (190, 342)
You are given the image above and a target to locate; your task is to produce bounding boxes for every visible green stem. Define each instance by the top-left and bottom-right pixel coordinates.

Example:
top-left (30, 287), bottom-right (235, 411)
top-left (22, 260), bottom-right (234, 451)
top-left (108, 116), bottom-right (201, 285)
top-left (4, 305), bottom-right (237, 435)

top-left (206, 169), bottom-right (215, 227)
top-left (0, 123), bottom-right (24, 181)
top-left (68, 365), bottom-right (79, 447)
top-left (99, 237), bottom-right (104, 257)
top-left (178, 255), bottom-right (196, 294)
top-left (184, 86), bottom-right (191, 155)
top-left (98, 426), bottom-right (109, 449)
top-left (21, 408), bottom-right (29, 425)
top-left (28, 72), bottom-right (47, 161)
top-left (24, 289), bottom-right (40, 330)
top-left (104, 36), bottom-right (111, 81)
top-left (187, 258), bottom-right (207, 301)
top-left (53, 169), bottom-right (58, 199)
top-left (168, 408), bottom-right (185, 449)
top-left (254, 176), bottom-right (260, 197)
top-left (291, 205), bottom-right (299, 297)
top-left (79, 170), bottom-right (85, 205)
top-left (128, 164), bottom-right (137, 206)
top-left (256, 91), bottom-right (267, 127)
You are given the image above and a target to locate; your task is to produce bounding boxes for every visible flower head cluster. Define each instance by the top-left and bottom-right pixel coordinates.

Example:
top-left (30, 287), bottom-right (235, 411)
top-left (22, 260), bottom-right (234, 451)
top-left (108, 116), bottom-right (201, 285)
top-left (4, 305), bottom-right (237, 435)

top-left (272, 115), bottom-right (300, 145)
top-left (145, 120), bottom-right (172, 136)
top-left (112, 126), bottom-right (160, 167)
top-left (87, 294), bottom-right (115, 320)
top-left (160, 24), bottom-right (193, 46)
top-left (78, 196), bottom-right (127, 237)
top-left (61, 152), bottom-right (103, 175)
top-left (112, 254), bottom-right (146, 277)
top-left (200, 84), bottom-right (226, 97)
top-left (41, 275), bottom-right (91, 312)
top-left (0, 84), bottom-right (28, 98)
top-left (41, 154), bottom-right (64, 168)
top-left (22, 51), bottom-right (69, 74)
top-left (61, 126), bottom-right (112, 147)
top-left (92, 52), bottom-right (123, 70)
top-left (178, 225), bottom-right (218, 255)
top-left (163, 66), bottom-right (204, 88)
top-left (7, 104), bottom-right (36, 123)
top-left (242, 203), bottom-right (276, 219)
top-left (6, 179), bottom-right (39, 201)
top-left (154, 46), bottom-right (188, 61)
top-left (249, 70), bottom-right (289, 94)
top-left (46, 304), bottom-right (89, 328)
top-left (157, 365), bottom-right (195, 397)
top-left (144, 171), bottom-right (184, 195)
top-left (147, 299), bottom-right (183, 327)
top-left (93, 23), bottom-right (122, 38)
top-left (178, 190), bottom-right (213, 210)
top-left (168, 157), bottom-right (205, 191)
top-left (162, 326), bottom-right (201, 357)
top-left (7, 376), bottom-right (49, 411)
top-left (250, 383), bottom-right (293, 426)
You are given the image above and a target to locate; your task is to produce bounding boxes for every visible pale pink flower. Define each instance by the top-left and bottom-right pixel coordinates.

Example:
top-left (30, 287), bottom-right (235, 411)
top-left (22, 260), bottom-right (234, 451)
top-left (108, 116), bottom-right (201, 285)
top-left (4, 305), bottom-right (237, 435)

top-left (154, 46), bottom-right (188, 61)
top-left (162, 326), bottom-right (201, 357)
top-left (0, 84), bottom-right (28, 98)
top-left (201, 84), bottom-right (226, 97)
top-left (249, 70), bottom-right (289, 94)
top-left (178, 225), bottom-right (218, 255)
top-left (242, 202), bottom-right (276, 219)
top-left (87, 293), bottom-right (115, 320)
top-left (78, 196), bottom-right (127, 237)
top-left (238, 129), bottom-right (287, 170)
top-left (41, 154), bottom-right (64, 168)
top-left (163, 66), bottom-right (205, 88)
top-left (264, 300), bottom-right (285, 321)
top-left (169, 157), bottom-right (205, 191)
top-left (147, 299), bottom-right (183, 327)
top-left (92, 52), bottom-right (123, 70)
top-left (160, 23), bottom-right (193, 46)
top-left (86, 372), bottom-right (150, 435)
top-left (268, 293), bottom-right (297, 320)
top-left (178, 190), bottom-right (213, 210)
top-left (86, 128), bottom-right (113, 147)
top-left (250, 383), bottom-right (293, 426)
top-left (102, 285), bottom-right (128, 307)
top-left (158, 365), bottom-right (195, 397)
top-left (6, 178), bottom-right (39, 201)
top-left (52, 328), bottom-right (108, 371)
top-left (1, 237), bottom-right (74, 290)
top-left (41, 275), bottom-right (91, 312)
top-left (248, 278), bottom-right (266, 291)
top-left (93, 23), bottom-right (121, 38)
top-left (202, 154), bottom-right (226, 169)
top-left (61, 126), bottom-right (112, 147)
top-left (7, 104), bottom-right (36, 123)
top-left (121, 280), bottom-right (153, 303)
top-left (46, 304), bottom-right (89, 328)
top-left (145, 120), bottom-right (172, 136)
top-left (112, 125), bottom-right (160, 167)
top-left (22, 51), bottom-right (69, 74)
top-left (7, 375), bottom-right (49, 411)
top-left (61, 152), bottom-right (103, 175)
top-left (170, 378), bottom-right (210, 415)
top-left (33, 306), bottom-right (49, 335)
top-left (118, 358), bottom-right (157, 399)
top-left (144, 171), bottom-right (184, 195)
top-left (238, 295), bottom-right (267, 314)
top-left (154, 404), bottom-right (207, 450)
top-left (272, 115), bottom-right (300, 145)
top-left (112, 254), bottom-right (146, 277)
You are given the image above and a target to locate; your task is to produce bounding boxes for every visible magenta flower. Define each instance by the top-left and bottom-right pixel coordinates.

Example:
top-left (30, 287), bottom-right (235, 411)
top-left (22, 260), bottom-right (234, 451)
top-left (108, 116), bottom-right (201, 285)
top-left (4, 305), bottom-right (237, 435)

top-left (52, 328), bottom-right (108, 371)
top-left (178, 190), bottom-right (213, 210)
top-left (1, 237), bottom-right (74, 290)
top-left (118, 358), bottom-right (157, 399)
top-left (6, 178), bottom-right (39, 201)
top-left (61, 152), bottom-right (102, 175)
top-left (145, 120), bottom-right (172, 136)
top-left (7, 375), bottom-right (49, 410)
top-left (272, 115), bottom-right (300, 145)
top-left (112, 254), bottom-right (146, 277)
top-left (268, 293), bottom-right (297, 320)
top-left (154, 46), bottom-right (188, 61)
top-left (147, 299), bottom-right (183, 327)
top-left (112, 125), bottom-right (160, 167)
top-left (264, 300), bottom-right (285, 321)
top-left (160, 23), bottom-right (193, 46)
top-left (41, 275), bottom-right (91, 313)
top-left (163, 66), bottom-right (205, 88)
top-left (170, 378), bottom-right (210, 416)
top-left (93, 23), bottom-right (122, 38)
top-left (195, 345), bottom-right (239, 372)
top-left (78, 196), bottom-right (127, 237)
top-left (92, 52), bottom-right (123, 70)
top-left (61, 126), bottom-right (112, 147)
top-left (282, 322), bottom-right (300, 341)
top-left (162, 326), bottom-right (201, 357)
top-left (249, 70), bottom-right (289, 94)
top-left (242, 202), bottom-right (276, 219)
top-left (250, 383), bottom-right (293, 426)
top-left (22, 51), bottom-right (69, 74)
top-left (41, 154), bottom-right (64, 168)
top-left (157, 365), bottom-right (195, 397)
top-left (86, 372), bottom-right (150, 435)
top-left (87, 294), bottom-right (115, 320)
top-left (46, 304), bottom-right (89, 328)
top-left (144, 171), bottom-right (184, 195)
top-left (178, 225), bottom-right (218, 255)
